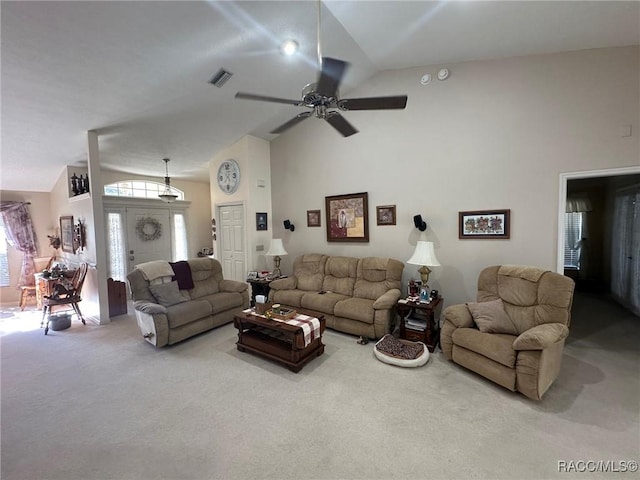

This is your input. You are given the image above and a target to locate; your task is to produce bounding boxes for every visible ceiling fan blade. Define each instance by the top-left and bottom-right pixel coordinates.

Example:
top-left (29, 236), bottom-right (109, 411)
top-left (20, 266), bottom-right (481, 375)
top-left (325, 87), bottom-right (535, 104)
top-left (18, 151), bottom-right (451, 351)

top-left (325, 112), bottom-right (358, 137)
top-left (236, 92), bottom-right (303, 106)
top-left (339, 95), bottom-right (408, 110)
top-left (270, 112), bottom-right (313, 134)
top-left (316, 57), bottom-right (349, 98)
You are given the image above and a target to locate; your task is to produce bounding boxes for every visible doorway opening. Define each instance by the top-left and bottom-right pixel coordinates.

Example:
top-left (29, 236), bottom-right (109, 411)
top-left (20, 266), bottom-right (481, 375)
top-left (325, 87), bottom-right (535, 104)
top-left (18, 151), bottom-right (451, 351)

top-left (558, 166), bottom-right (640, 316)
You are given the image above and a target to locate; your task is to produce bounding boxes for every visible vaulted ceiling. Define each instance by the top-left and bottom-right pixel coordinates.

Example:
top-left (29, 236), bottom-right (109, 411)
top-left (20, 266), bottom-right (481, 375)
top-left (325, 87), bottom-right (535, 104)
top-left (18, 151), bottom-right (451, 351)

top-left (2, 1), bottom-right (638, 192)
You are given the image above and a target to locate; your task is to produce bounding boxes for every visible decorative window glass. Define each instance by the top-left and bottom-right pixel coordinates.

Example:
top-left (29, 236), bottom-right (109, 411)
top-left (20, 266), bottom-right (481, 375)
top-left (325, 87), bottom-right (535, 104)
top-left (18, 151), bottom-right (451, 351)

top-left (104, 181), bottom-right (184, 201)
top-left (106, 212), bottom-right (126, 281)
top-left (173, 213), bottom-right (188, 261)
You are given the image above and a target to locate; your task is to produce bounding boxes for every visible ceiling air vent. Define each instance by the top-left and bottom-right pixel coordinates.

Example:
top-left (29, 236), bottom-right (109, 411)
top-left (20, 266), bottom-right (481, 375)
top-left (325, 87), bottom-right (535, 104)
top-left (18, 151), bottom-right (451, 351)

top-left (209, 68), bottom-right (233, 88)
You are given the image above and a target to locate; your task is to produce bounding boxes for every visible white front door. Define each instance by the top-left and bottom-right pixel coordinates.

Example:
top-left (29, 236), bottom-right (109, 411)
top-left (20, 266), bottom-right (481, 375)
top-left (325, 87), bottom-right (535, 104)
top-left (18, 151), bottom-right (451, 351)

top-left (126, 208), bottom-right (172, 271)
top-left (219, 204), bottom-right (246, 282)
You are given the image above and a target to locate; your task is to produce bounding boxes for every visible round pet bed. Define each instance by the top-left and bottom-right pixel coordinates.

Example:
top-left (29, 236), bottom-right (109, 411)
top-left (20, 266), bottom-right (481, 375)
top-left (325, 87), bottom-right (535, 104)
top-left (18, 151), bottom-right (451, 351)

top-left (374, 334), bottom-right (429, 367)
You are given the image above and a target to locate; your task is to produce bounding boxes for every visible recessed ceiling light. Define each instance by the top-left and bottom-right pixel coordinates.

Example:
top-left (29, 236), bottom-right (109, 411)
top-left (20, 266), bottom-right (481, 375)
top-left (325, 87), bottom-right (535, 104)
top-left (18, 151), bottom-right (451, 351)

top-left (280, 39), bottom-right (299, 56)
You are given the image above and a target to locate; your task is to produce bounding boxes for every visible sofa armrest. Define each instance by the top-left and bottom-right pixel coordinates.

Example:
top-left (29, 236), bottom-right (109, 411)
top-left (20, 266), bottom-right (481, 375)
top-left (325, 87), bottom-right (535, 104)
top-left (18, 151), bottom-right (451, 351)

top-left (443, 304), bottom-right (475, 328)
top-left (133, 300), bottom-right (167, 315)
top-left (219, 279), bottom-right (248, 293)
top-left (269, 277), bottom-right (297, 290)
top-left (373, 289), bottom-right (402, 310)
top-left (513, 323), bottom-right (569, 351)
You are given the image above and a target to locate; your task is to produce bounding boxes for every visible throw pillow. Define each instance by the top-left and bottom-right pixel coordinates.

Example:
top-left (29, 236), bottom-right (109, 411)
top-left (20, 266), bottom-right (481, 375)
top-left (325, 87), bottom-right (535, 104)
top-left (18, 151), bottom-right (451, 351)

top-left (149, 281), bottom-right (187, 307)
top-left (466, 298), bottom-right (518, 335)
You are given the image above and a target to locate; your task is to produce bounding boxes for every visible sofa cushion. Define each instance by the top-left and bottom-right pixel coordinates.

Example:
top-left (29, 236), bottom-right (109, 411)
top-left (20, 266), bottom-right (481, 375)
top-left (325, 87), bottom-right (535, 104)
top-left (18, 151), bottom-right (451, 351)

top-left (301, 292), bottom-right (348, 314)
top-left (291, 254), bottom-right (327, 291)
top-left (353, 257), bottom-right (403, 300)
top-left (271, 289), bottom-right (306, 308)
top-left (467, 299), bottom-right (518, 335)
top-left (452, 328), bottom-right (517, 368)
top-left (165, 299), bottom-right (212, 328)
top-left (334, 297), bottom-right (375, 324)
top-left (199, 291), bottom-right (245, 314)
top-left (149, 281), bottom-right (188, 307)
top-left (188, 258), bottom-right (222, 298)
top-left (322, 256), bottom-right (358, 296)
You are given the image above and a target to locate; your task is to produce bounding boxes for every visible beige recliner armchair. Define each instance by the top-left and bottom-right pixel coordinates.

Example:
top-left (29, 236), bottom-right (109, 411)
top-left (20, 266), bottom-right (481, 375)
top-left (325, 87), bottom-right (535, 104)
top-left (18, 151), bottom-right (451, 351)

top-left (441, 265), bottom-right (575, 400)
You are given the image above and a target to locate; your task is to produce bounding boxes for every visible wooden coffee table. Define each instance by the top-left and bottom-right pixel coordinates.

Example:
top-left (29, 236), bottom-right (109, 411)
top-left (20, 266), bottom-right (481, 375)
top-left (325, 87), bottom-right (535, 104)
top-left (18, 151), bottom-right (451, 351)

top-left (233, 307), bottom-right (326, 372)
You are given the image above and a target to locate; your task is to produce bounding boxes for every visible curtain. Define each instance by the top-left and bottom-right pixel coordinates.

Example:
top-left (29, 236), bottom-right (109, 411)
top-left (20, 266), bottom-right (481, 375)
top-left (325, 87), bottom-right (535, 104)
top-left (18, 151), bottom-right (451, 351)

top-left (611, 189), bottom-right (640, 316)
top-left (0, 201), bottom-right (39, 287)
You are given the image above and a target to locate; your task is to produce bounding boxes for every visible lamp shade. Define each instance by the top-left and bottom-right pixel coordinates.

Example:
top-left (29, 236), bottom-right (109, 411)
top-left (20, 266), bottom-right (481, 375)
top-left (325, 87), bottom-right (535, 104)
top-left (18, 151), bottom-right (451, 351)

top-left (266, 239), bottom-right (288, 257)
top-left (407, 241), bottom-right (440, 267)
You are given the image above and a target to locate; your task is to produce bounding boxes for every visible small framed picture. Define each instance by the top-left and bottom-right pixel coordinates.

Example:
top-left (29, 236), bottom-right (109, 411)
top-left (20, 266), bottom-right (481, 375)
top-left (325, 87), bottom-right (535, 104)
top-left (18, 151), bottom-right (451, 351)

top-left (376, 205), bottom-right (396, 226)
top-left (459, 209), bottom-right (510, 239)
top-left (307, 210), bottom-right (321, 227)
top-left (60, 216), bottom-right (74, 253)
top-left (256, 212), bottom-right (267, 231)
top-left (247, 271), bottom-right (258, 281)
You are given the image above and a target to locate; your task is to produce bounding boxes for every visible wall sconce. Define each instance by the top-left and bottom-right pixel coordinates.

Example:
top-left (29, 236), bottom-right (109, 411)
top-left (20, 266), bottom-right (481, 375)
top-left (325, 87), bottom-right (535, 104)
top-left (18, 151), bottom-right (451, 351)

top-left (283, 219), bottom-right (295, 232)
top-left (413, 215), bottom-right (427, 231)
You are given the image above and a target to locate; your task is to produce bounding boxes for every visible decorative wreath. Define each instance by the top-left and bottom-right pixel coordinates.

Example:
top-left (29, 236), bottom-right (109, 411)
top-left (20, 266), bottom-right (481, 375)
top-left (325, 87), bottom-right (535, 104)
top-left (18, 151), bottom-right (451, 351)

top-left (136, 217), bottom-right (162, 241)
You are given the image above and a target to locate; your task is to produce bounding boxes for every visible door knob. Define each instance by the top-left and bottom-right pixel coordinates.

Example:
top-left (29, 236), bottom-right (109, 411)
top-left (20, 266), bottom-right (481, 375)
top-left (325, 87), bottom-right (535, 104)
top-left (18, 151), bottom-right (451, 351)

top-left (129, 256), bottom-right (135, 261)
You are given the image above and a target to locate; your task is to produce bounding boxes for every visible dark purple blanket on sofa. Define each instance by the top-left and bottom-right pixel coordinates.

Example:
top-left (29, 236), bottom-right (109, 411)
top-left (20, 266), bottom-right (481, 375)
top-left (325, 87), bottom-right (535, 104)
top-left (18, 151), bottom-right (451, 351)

top-left (170, 261), bottom-right (194, 290)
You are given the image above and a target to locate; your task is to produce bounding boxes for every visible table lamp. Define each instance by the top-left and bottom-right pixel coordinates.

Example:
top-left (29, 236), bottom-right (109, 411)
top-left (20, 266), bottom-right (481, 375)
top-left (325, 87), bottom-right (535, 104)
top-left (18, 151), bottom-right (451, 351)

top-left (266, 239), bottom-right (288, 277)
top-left (406, 241), bottom-right (440, 299)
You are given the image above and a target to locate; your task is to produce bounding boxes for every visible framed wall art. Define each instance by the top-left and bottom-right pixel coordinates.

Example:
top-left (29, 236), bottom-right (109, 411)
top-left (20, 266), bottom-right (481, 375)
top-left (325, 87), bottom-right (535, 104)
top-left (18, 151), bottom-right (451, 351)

top-left (325, 192), bottom-right (369, 242)
top-left (458, 209), bottom-right (511, 239)
top-left (60, 215), bottom-right (75, 253)
top-left (307, 210), bottom-right (321, 227)
top-left (376, 205), bottom-right (396, 226)
top-left (256, 212), bottom-right (267, 231)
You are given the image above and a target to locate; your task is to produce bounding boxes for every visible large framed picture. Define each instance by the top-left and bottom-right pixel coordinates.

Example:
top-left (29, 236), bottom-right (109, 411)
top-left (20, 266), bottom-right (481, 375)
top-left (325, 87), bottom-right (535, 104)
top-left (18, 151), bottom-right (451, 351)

top-left (307, 210), bottom-right (321, 227)
top-left (325, 192), bottom-right (369, 242)
top-left (60, 215), bottom-right (75, 253)
top-left (459, 209), bottom-right (511, 239)
top-left (376, 205), bottom-right (396, 226)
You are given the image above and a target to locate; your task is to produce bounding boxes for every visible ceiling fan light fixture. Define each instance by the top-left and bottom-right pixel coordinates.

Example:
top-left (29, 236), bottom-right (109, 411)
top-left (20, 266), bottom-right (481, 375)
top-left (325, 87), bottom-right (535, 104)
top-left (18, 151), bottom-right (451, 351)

top-left (158, 158), bottom-right (178, 203)
top-left (280, 39), bottom-right (299, 56)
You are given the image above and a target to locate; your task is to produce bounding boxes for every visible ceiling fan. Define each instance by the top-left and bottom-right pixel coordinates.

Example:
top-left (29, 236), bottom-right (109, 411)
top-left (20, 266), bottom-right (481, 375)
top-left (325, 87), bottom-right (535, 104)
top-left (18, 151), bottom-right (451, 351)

top-left (234, 2), bottom-right (407, 137)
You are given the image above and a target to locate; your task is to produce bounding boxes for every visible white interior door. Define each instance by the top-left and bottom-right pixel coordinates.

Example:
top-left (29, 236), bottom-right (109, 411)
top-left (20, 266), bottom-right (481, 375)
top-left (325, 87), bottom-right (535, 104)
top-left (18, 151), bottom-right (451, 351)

top-left (219, 204), bottom-right (246, 282)
top-left (126, 208), bottom-right (172, 271)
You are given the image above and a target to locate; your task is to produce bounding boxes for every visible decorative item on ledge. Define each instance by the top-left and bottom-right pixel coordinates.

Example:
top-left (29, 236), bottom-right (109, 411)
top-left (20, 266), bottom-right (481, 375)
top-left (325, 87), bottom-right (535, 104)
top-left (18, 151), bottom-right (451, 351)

top-left (70, 172), bottom-right (90, 197)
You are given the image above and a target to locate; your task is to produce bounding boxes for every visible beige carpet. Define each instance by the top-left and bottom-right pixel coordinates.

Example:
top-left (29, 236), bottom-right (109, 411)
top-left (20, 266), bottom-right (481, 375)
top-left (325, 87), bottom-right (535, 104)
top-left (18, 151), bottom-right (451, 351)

top-left (1, 292), bottom-right (638, 480)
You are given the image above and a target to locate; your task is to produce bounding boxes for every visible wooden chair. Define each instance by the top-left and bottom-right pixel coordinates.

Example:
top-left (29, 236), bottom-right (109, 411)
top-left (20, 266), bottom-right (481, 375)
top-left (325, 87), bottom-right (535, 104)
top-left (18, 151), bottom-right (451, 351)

top-left (41, 263), bottom-right (88, 335)
top-left (19, 256), bottom-right (55, 310)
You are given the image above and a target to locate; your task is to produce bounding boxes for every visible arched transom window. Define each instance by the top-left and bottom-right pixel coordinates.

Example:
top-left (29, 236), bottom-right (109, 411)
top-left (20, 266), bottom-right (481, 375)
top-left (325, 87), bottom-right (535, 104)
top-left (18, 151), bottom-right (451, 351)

top-left (104, 181), bottom-right (184, 200)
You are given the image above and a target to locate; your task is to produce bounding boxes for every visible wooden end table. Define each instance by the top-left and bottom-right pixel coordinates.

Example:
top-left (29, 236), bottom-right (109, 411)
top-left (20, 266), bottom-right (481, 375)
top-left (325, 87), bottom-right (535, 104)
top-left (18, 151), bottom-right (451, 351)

top-left (247, 278), bottom-right (276, 307)
top-left (396, 297), bottom-right (443, 352)
top-left (233, 307), bottom-right (325, 372)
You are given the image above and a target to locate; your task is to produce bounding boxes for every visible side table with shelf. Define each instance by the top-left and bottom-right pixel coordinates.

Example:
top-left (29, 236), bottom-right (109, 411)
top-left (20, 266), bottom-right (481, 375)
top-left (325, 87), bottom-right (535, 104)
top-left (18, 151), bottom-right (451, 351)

top-left (247, 278), bottom-right (274, 307)
top-left (396, 296), bottom-right (443, 352)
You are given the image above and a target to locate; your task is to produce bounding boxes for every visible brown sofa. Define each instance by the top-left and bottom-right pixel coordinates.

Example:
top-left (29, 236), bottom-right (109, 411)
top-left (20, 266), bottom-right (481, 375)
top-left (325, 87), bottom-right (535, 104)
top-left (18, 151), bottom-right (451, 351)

top-left (268, 254), bottom-right (404, 339)
top-left (127, 257), bottom-right (249, 347)
top-left (441, 265), bottom-right (575, 400)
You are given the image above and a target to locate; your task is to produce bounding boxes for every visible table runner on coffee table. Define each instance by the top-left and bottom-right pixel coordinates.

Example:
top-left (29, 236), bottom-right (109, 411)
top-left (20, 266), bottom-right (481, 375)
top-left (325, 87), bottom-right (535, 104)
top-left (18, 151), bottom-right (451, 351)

top-left (242, 309), bottom-right (321, 347)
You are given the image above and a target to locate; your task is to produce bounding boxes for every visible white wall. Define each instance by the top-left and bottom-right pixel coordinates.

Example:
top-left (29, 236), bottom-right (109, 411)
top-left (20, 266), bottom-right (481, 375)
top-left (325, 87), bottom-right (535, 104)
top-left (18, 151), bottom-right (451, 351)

top-left (270, 46), bottom-right (640, 307)
top-left (210, 135), bottom-right (272, 273)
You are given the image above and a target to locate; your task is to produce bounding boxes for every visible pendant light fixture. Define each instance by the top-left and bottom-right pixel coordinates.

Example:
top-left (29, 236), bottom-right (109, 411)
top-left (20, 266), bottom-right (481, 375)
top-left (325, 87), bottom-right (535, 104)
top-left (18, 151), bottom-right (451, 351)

top-left (158, 158), bottom-right (178, 203)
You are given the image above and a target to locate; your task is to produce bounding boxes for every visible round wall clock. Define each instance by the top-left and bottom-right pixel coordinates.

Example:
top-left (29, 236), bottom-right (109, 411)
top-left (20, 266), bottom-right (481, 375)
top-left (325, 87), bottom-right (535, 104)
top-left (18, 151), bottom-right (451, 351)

top-left (217, 159), bottom-right (240, 194)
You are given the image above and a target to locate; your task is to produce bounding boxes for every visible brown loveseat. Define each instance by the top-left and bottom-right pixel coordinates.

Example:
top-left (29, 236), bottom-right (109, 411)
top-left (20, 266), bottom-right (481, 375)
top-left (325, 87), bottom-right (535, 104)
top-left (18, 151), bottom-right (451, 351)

top-left (268, 254), bottom-right (404, 339)
top-left (127, 257), bottom-right (249, 347)
top-left (441, 265), bottom-right (575, 400)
